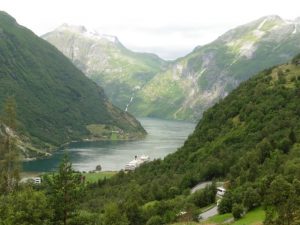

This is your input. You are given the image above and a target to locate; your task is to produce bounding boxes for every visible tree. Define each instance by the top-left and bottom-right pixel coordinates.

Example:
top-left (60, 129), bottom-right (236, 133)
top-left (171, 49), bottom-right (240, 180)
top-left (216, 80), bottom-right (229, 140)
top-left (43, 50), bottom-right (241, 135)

top-left (218, 192), bottom-right (233, 214)
top-left (243, 187), bottom-right (261, 210)
top-left (264, 176), bottom-right (297, 225)
top-left (68, 210), bottom-right (99, 225)
top-left (257, 138), bottom-right (272, 163)
top-left (101, 203), bottom-right (129, 225)
top-left (0, 96), bottom-right (20, 193)
top-left (190, 183), bottom-right (216, 208)
top-left (232, 203), bottom-right (244, 219)
top-left (0, 188), bottom-right (53, 225)
top-left (146, 215), bottom-right (163, 225)
top-left (123, 201), bottom-right (144, 225)
top-left (46, 154), bottom-right (84, 225)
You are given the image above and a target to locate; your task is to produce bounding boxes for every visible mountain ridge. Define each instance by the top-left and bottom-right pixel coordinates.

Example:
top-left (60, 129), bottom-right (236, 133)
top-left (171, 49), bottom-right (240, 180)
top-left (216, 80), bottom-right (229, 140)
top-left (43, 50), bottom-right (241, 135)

top-left (0, 11), bottom-right (146, 157)
top-left (42, 24), bottom-right (169, 112)
top-left (130, 15), bottom-right (300, 120)
top-left (44, 15), bottom-right (300, 121)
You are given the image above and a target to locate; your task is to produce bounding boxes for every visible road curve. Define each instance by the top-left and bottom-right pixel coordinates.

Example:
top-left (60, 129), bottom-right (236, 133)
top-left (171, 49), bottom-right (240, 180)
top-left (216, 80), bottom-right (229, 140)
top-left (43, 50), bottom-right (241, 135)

top-left (190, 181), bottom-right (212, 194)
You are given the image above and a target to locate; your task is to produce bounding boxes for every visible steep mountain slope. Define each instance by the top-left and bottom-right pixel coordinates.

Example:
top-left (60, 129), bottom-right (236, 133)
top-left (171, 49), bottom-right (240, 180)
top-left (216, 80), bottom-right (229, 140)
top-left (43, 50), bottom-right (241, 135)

top-left (82, 55), bottom-right (300, 224)
top-left (43, 25), bottom-right (168, 111)
top-left (132, 15), bottom-right (300, 120)
top-left (0, 11), bottom-right (146, 157)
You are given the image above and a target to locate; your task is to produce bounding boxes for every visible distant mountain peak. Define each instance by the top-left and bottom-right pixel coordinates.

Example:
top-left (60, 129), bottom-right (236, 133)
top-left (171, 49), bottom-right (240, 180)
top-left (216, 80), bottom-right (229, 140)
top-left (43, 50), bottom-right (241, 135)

top-left (55, 23), bottom-right (119, 44)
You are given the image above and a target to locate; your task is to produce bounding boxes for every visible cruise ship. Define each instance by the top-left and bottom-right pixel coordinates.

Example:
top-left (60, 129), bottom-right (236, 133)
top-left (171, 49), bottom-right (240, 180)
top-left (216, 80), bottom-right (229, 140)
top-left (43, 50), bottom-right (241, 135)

top-left (125, 155), bottom-right (150, 171)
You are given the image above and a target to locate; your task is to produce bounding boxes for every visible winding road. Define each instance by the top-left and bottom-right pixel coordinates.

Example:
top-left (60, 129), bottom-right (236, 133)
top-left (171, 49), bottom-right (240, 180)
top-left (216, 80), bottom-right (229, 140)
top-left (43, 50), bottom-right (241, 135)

top-left (190, 181), bottom-right (220, 221)
top-left (190, 181), bottom-right (212, 194)
top-left (199, 206), bottom-right (218, 220)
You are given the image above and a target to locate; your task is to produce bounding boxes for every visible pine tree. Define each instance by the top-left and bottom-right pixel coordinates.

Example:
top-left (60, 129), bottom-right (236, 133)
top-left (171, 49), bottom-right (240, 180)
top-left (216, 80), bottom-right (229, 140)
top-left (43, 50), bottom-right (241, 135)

top-left (0, 96), bottom-right (20, 193)
top-left (46, 154), bottom-right (84, 225)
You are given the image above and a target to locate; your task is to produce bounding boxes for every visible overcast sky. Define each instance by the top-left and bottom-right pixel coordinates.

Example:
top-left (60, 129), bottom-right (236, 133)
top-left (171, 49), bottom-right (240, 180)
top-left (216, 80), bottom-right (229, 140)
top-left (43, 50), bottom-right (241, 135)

top-left (1, 0), bottom-right (300, 59)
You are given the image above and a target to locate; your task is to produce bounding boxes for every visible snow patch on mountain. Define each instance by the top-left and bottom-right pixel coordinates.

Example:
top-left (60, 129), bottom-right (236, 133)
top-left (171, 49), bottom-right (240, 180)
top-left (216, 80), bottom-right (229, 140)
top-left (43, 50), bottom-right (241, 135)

top-left (240, 41), bottom-right (256, 58)
top-left (227, 40), bottom-right (257, 59)
top-left (86, 31), bottom-right (118, 43)
top-left (56, 24), bottom-right (118, 43)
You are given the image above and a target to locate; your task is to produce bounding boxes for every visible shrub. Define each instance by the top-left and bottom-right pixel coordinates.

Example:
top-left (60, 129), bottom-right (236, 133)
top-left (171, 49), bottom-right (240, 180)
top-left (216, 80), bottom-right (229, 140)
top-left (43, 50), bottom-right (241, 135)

top-left (232, 203), bottom-right (244, 219)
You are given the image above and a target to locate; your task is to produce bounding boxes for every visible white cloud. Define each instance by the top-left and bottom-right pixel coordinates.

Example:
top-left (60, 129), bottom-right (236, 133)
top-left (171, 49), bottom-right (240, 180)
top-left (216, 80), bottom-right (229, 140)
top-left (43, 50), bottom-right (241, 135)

top-left (1, 0), bottom-right (300, 59)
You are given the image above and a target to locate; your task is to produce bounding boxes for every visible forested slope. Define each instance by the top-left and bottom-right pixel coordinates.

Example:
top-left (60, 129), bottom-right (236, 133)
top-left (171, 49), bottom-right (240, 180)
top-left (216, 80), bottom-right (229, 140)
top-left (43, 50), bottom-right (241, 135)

top-left (0, 11), bottom-right (146, 157)
top-left (81, 55), bottom-right (300, 224)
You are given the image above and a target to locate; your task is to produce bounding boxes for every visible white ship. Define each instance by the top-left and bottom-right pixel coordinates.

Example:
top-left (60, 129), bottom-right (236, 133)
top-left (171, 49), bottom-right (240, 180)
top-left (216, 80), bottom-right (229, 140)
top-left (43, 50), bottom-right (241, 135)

top-left (125, 155), bottom-right (150, 171)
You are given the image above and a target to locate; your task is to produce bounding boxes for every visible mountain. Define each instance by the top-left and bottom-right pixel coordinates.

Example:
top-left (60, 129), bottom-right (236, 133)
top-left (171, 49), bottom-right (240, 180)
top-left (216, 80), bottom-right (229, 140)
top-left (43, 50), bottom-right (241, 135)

top-left (0, 11), bottom-right (146, 158)
top-left (81, 55), bottom-right (300, 224)
top-left (42, 24), bottom-right (168, 111)
top-left (131, 15), bottom-right (300, 120)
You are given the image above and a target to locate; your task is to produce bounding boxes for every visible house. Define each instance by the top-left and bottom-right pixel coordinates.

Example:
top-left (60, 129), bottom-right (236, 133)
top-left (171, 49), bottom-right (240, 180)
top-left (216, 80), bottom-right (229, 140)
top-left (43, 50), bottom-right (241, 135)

top-left (33, 177), bottom-right (42, 184)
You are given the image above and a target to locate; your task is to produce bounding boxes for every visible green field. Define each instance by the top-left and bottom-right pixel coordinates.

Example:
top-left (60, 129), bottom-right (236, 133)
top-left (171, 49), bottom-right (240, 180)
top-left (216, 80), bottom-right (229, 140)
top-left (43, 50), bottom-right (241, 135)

top-left (230, 208), bottom-right (265, 225)
top-left (206, 213), bottom-right (232, 224)
top-left (24, 171), bottom-right (117, 184)
top-left (171, 222), bottom-right (199, 225)
top-left (83, 171), bottom-right (117, 183)
top-left (171, 207), bottom-right (265, 225)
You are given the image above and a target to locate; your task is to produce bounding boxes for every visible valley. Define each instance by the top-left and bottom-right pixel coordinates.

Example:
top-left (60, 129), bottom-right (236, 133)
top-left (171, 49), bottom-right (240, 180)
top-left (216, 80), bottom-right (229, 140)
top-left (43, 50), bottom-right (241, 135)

top-left (0, 5), bottom-right (299, 225)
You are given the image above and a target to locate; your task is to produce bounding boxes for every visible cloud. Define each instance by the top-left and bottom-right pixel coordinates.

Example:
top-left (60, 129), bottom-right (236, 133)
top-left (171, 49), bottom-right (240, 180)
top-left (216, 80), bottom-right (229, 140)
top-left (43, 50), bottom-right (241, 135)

top-left (1, 0), bottom-right (300, 59)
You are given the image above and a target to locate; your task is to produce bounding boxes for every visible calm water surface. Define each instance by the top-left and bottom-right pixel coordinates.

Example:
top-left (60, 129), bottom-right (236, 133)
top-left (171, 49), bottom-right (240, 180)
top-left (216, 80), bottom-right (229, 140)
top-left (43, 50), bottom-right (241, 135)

top-left (23, 118), bottom-right (195, 172)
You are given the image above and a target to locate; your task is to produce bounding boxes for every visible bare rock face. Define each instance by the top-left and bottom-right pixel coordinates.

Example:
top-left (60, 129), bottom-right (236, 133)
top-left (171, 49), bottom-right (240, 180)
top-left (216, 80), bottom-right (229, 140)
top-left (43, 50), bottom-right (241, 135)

top-left (43, 25), bottom-right (168, 112)
top-left (130, 15), bottom-right (300, 120)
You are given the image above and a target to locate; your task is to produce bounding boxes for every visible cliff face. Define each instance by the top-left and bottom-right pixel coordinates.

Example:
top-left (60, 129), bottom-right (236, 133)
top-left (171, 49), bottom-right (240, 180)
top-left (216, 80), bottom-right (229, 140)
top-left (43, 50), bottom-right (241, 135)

top-left (43, 24), bottom-right (168, 111)
top-left (44, 16), bottom-right (300, 121)
top-left (130, 15), bottom-right (300, 120)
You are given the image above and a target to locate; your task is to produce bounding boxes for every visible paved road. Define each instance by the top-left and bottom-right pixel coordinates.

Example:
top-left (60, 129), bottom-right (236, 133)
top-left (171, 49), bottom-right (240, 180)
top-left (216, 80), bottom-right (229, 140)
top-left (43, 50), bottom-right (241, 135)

top-left (199, 206), bottom-right (218, 220)
top-left (190, 181), bottom-right (222, 221)
top-left (190, 181), bottom-right (212, 194)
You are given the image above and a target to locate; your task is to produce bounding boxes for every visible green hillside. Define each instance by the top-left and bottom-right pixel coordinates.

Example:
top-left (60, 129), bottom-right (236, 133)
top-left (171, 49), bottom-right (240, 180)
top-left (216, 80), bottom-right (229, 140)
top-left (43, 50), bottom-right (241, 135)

top-left (79, 56), bottom-right (300, 224)
top-left (0, 11), bottom-right (146, 157)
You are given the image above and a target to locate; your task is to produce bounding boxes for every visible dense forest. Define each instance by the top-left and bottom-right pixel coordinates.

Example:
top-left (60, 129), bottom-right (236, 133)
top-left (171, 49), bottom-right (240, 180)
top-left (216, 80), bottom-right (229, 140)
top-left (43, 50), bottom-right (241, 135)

top-left (79, 55), bottom-right (300, 224)
top-left (1, 53), bottom-right (300, 224)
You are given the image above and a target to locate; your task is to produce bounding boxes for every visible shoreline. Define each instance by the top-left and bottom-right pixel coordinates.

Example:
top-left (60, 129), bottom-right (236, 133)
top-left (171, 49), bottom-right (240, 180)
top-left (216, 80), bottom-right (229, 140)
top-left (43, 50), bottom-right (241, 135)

top-left (23, 133), bottom-right (147, 162)
top-left (20, 170), bottom-right (118, 181)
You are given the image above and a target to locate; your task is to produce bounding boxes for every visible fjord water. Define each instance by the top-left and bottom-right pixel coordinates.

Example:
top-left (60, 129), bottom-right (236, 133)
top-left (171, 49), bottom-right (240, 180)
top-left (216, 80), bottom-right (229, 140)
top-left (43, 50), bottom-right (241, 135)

top-left (23, 118), bottom-right (195, 172)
